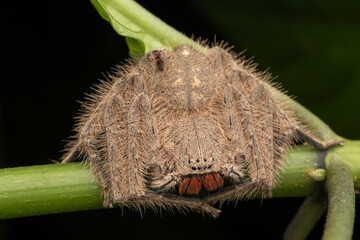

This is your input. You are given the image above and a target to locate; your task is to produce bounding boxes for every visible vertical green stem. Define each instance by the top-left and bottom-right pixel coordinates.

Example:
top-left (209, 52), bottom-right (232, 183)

top-left (322, 154), bottom-right (355, 240)
top-left (283, 196), bottom-right (327, 240)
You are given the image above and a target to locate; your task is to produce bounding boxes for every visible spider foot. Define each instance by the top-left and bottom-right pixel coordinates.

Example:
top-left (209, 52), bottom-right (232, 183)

top-left (323, 139), bottom-right (344, 149)
top-left (297, 129), bottom-right (344, 151)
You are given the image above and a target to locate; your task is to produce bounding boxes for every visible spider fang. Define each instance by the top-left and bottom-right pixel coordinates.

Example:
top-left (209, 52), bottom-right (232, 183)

top-left (179, 173), bottom-right (224, 195)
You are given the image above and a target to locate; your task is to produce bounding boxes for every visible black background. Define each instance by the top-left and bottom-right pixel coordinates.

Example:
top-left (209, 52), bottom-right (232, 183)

top-left (2, 0), bottom-right (360, 239)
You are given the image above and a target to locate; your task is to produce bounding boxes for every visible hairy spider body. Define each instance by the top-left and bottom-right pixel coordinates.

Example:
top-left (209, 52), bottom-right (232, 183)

top-left (61, 44), bottom-right (338, 217)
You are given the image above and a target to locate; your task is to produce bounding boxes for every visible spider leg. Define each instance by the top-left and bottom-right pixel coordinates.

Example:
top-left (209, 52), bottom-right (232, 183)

top-left (101, 72), bottom-right (160, 206)
top-left (144, 191), bottom-right (222, 218)
top-left (78, 106), bottom-right (110, 204)
top-left (127, 92), bottom-right (158, 195)
top-left (223, 84), bottom-right (267, 186)
top-left (209, 47), bottom-right (281, 195)
top-left (103, 92), bottom-right (126, 204)
top-left (60, 140), bottom-right (81, 163)
top-left (267, 92), bottom-right (343, 152)
top-left (60, 47), bottom-right (167, 207)
top-left (240, 74), bottom-right (278, 195)
top-left (296, 128), bottom-right (344, 150)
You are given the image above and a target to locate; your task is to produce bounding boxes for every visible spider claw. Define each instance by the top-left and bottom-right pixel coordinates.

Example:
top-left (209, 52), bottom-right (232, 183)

top-left (234, 178), bottom-right (255, 189)
top-left (327, 140), bottom-right (344, 148)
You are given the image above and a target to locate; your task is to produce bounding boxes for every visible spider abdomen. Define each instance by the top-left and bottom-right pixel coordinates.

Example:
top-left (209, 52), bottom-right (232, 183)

top-left (163, 45), bottom-right (219, 111)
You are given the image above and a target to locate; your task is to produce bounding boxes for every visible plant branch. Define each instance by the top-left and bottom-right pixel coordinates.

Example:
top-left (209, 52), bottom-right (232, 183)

top-left (1, 142), bottom-right (359, 220)
top-left (283, 196), bottom-right (328, 240)
top-left (0, 163), bottom-right (102, 220)
top-left (322, 154), bottom-right (355, 240)
top-left (90, 0), bottom-right (205, 57)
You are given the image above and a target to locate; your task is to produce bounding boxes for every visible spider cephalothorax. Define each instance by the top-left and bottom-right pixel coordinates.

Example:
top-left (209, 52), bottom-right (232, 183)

top-left (61, 44), bottom-right (339, 217)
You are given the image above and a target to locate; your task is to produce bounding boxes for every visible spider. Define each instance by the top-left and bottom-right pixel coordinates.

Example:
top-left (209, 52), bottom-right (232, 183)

top-left (61, 43), bottom-right (340, 217)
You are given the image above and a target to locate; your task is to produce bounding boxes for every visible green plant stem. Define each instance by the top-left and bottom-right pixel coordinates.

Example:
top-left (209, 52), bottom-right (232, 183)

top-left (283, 196), bottom-right (328, 240)
top-left (0, 163), bottom-right (102, 220)
top-left (322, 154), bottom-right (355, 240)
top-left (0, 141), bottom-right (359, 220)
top-left (91, 0), bottom-right (204, 57)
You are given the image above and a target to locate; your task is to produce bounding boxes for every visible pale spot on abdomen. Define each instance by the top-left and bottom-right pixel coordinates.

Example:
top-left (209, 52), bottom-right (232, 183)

top-left (191, 75), bottom-right (201, 88)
